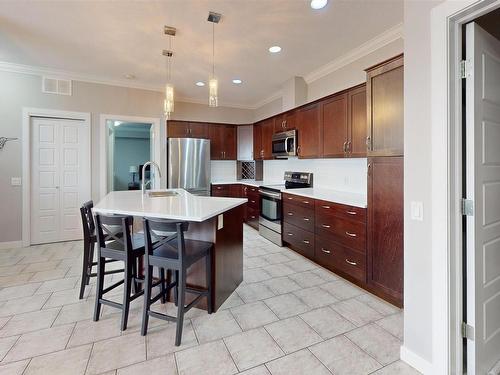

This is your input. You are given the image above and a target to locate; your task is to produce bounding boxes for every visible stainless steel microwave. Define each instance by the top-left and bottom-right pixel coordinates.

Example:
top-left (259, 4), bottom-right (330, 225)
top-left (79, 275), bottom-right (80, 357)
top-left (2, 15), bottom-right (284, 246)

top-left (272, 129), bottom-right (297, 158)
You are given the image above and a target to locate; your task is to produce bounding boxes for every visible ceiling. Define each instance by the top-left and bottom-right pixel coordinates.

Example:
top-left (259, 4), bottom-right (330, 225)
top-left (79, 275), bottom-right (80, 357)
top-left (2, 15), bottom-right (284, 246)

top-left (0, 0), bottom-right (403, 108)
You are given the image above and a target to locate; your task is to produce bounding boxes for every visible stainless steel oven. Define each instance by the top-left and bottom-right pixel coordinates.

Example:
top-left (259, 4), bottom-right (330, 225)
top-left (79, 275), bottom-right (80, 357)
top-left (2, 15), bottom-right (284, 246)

top-left (272, 130), bottom-right (297, 158)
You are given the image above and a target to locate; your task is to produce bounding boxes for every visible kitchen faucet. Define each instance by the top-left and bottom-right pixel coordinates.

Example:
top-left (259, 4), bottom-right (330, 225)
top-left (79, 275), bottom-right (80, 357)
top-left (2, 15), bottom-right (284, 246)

top-left (141, 161), bottom-right (162, 195)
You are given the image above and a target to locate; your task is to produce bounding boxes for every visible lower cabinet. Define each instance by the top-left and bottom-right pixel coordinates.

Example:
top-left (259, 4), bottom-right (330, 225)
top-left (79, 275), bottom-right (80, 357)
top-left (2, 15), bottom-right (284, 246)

top-left (211, 184), bottom-right (260, 230)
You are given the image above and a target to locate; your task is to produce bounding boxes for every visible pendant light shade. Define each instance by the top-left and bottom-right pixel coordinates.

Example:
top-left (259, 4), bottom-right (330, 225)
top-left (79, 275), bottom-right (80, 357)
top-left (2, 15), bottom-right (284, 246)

top-left (164, 83), bottom-right (174, 118)
top-left (209, 78), bottom-right (218, 107)
top-left (208, 12), bottom-right (221, 107)
top-left (163, 26), bottom-right (176, 118)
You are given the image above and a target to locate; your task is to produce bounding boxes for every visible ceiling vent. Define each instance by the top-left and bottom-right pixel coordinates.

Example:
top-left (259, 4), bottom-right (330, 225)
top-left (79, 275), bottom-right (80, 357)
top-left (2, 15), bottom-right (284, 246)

top-left (42, 76), bottom-right (72, 96)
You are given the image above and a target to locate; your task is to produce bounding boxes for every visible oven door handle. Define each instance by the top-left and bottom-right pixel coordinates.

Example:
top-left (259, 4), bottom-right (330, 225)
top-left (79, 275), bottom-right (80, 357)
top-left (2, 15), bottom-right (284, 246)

top-left (258, 189), bottom-right (282, 199)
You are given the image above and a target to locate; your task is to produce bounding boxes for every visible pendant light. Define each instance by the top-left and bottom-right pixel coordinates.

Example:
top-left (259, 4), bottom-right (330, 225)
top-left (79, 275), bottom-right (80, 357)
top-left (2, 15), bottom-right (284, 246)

top-left (163, 26), bottom-right (176, 118)
top-left (207, 12), bottom-right (221, 107)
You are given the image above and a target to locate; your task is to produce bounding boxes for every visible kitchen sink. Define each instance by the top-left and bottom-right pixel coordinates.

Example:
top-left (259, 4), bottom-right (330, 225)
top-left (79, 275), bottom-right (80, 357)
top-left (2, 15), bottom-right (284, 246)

top-left (147, 191), bottom-right (179, 198)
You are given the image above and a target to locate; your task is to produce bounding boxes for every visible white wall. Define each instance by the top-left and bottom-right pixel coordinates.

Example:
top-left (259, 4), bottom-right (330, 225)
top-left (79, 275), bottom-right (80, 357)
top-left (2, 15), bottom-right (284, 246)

top-left (254, 97), bottom-right (283, 122)
top-left (171, 101), bottom-right (254, 124)
top-left (211, 161), bottom-right (237, 182)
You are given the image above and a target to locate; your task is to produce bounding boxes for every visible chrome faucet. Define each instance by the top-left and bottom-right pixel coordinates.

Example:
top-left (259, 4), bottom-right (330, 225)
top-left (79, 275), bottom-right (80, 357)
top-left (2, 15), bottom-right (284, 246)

top-left (141, 161), bottom-right (162, 195)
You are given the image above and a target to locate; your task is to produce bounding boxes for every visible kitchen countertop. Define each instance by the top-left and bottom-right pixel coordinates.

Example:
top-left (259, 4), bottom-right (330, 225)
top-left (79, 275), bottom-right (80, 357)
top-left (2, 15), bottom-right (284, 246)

top-left (93, 189), bottom-right (247, 222)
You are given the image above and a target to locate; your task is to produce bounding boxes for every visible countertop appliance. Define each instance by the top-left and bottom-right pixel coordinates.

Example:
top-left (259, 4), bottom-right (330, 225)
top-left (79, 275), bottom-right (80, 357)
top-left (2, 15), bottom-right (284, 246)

top-left (272, 129), bottom-right (297, 158)
top-left (167, 138), bottom-right (211, 196)
top-left (258, 171), bottom-right (313, 246)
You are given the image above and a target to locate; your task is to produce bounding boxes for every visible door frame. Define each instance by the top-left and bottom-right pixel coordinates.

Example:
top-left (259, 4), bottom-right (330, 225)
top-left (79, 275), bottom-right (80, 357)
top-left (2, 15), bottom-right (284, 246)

top-left (430, 1), bottom-right (500, 374)
top-left (99, 114), bottom-right (161, 198)
top-left (22, 108), bottom-right (91, 247)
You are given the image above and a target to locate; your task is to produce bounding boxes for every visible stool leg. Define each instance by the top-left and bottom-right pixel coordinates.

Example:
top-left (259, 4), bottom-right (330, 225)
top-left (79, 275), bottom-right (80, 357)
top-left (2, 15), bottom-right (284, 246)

top-left (206, 248), bottom-right (213, 314)
top-left (160, 268), bottom-right (166, 304)
top-left (93, 254), bottom-right (105, 321)
top-left (141, 264), bottom-right (153, 336)
top-left (86, 241), bottom-right (95, 285)
top-left (131, 258), bottom-right (139, 294)
top-left (121, 260), bottom-right (132, 331)
top-left (173, 270), bottom-right (179, 307)
top-left (79, 240), bottom-right (90, 299)
top-left (175, 269), bottom-right (186, 346)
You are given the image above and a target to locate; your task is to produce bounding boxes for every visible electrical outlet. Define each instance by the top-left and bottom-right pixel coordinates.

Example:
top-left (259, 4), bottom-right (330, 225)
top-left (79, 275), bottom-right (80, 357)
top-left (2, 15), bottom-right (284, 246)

top-left (410, 201), bottom-right (424, 221)
top-left (11, 177), bottom-right (21, 186)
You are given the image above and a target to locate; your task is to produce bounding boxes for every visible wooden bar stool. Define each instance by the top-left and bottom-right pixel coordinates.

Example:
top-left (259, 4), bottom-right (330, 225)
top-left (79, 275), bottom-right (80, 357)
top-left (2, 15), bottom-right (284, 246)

top-left (141, 217), bottom-right (213, 346)
top-left (93, 213), bottom-right (146, 331)
top-left (79, 201), bottom-right (123, 299)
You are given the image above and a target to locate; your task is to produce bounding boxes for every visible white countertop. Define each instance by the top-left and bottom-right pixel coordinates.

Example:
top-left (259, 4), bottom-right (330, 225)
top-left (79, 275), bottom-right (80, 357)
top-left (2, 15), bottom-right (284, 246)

top-left (93, 189), bottom-right (247, 222)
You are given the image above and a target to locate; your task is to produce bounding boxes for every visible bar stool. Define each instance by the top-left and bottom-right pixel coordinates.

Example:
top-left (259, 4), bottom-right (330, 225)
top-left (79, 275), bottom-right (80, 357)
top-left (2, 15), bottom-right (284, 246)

top-left (79, 201), bottom-right (123, 299)
top-left (93, 213), bottom-right (146, 331)
top-left (141, 217), bottom-right (213, 346)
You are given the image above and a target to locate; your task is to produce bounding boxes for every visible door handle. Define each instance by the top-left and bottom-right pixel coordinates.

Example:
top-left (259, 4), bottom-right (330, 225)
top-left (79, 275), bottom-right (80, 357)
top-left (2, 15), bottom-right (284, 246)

top-left (321, 248), bottom-right (331, 254)
top-left (345, 231), bottom-right (357, 237)
top-left (345, 259), bottom-right (357, 266)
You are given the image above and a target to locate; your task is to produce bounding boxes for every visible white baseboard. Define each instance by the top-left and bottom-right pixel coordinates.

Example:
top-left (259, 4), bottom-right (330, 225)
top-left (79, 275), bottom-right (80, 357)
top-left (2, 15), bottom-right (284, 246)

top-left (0, 240), bottom-right (23, 250)
top-left (401, 345), bottom-right (432, 374)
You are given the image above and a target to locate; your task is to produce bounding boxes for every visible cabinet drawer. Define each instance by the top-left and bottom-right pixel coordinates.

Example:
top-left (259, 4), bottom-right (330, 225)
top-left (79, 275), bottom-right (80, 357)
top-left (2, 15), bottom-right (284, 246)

top-left (315, 236), bottom-right (366, 282)
top-left (282, 193), bottom-right (315, 209)
top-left (283, 222), bottom-right (315, 259)
top-left (315, 215), bottom-right (366, 252)
top-left (283, 202), bottom-right (314, 232)
top-left (247, 194), bottom-right (259, 208)
top-left (246, 185), bottom-right (259, 195)
top-left (212, 184), bottom-right (229, 197)
top-left (315, 200), bottom-right (366, 223)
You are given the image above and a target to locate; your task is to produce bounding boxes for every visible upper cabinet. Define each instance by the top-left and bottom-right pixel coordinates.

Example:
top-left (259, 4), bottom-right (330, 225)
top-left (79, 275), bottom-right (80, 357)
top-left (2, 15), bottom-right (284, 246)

top-left (167, 120), bottom-right (208, 139)
top-left (237, 125), bottom-right (254, 161)
top-left (347, 85), bottom-right (368, 157)
top-left (274, 111), bottom-right (296, 134)
top-left (253, 124), bottom-right (263, 160)
top-left (321, 93), bottom-right (348, 157)
top-left (296, 102), bottom-right (321, 158)
top-left (366, 55), bottom-right (404, 156)
top-left (209, 124), bottom-right (237, 160)
top-left (253, 118), bottom-right (274, 160)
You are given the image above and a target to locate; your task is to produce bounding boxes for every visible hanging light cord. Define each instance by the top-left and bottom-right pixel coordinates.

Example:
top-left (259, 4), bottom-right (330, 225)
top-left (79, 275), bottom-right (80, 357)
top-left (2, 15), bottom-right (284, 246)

top-left (167, 35), bottom-right (173, 82)
top-left (212, 22), bottom-right (215, 78)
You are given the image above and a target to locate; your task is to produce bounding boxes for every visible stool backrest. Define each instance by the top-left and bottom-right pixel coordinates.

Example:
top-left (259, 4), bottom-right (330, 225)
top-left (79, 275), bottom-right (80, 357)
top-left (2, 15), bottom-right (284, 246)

top-left (143, 217), bottom-right (189, 261)
top-left (80, 201), bottom-right (95, 241)
top-left (95, 213), bottom-right (134, 252)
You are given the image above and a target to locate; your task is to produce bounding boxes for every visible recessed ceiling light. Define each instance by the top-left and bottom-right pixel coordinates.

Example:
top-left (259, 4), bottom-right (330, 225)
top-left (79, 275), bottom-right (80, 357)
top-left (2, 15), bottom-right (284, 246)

top-left (232, 79), bottom-right (242, 84)
top-left (310, 0), bottom-right (328, 9)
top-left (196, 81), bottom-right (205, 87)
top-left (268, 46), bottom-right (282, 53)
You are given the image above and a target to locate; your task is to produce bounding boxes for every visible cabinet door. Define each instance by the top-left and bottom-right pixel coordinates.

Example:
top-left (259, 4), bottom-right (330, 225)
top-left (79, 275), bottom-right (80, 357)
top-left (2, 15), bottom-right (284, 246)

top-left (253, 124), bottom-right (263, 160)
top-left (261, 118), bottom-right (274, 159)
top-left (189, 122), bottom-right (209, 139)
top-left (229, 184), bottom-right (242, 198)
top-left (273, 114), bottom-right (285, 134)
top-left (284, 111), bottom-right (296, 131)
top-left (367, 156), bottom-right (403, 306)
top-left (366, 55), bottom-right (404, 156)
top-left (224, 125), bottom-right (237, 160)
top-left (167, 121), bottom-right (190, 138)
top-left (209, 124), bottom-right (224, 160)
top-left (297, 103), bottom-right (320, 158)
top-left (237, 125), bottom-right (254, 160)
top-left (348, 85), bottom-right (367, 157)
top-left (321, 93), bottom-right (348, 158)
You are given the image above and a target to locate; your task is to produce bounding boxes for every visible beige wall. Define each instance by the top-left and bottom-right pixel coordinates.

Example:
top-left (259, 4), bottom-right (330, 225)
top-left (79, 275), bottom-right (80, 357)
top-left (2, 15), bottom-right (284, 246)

top-left (0, 71), bottom-right (253, 243)
top-left (253, 97), bottom-right (283, 122)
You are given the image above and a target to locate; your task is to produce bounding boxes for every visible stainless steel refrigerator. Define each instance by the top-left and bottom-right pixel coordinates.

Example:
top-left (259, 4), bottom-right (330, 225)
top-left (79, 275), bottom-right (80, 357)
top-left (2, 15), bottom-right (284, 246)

top-left (167, 138), bottom-right (211, 196)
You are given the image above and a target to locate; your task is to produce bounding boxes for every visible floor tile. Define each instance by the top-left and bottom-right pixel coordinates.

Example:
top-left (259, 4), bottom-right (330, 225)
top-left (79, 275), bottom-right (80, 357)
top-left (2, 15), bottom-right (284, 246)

top-left (261, 264), bottom-right (295, 278)
top-left (146, 321), bottom-right (198, 359)
top-left (0, 283), bottom-right (41, 302)
top-left (224, 328), bottom-right (283, 372)
top-left (23, 344), bottom-right (91, 375)
top-left (356, 294), bottom-right (400, 316)
top-left (0, 255), bottom-right (24, 267)
top-left (300, 306), bottom-right (356, 339)
top-left (237, 365), bottom-right (270, 375)
top-left (29, 268), bottom-right (69, 283)
top-left (175, 340), bottom-right (237, 375)
top-left (345, 323), bottom-right (401, 365)
top-left (293, 286), bottom-right (338, 308)
top-left (192, 309), bottom-right (242, 344)
top-left (263, 293), bottom-right (310, 319)
top-left (265, 348), bottom-right (330, 375)
top-left (287, 271), bottom-right (325, 288)
top-left (236, 283), bottom-right (275, 303)
top-left (285, 259), bottom-right (317, 272)
top-left (262, 277), bottom-right (301, 295)
top-left (261, 253), bottom-right (292, 265)
top-left (319, 280), bottom-right (365, 300)
top-left (230, 301), bottom-right (278, 331)
top-left (52, 299), bottom-right (95, 326)
top-left (116, 354), bottom-right (177, 375)
top-left (375, 312), bottom-right (403, 340)
top-left (2, 324), bottom-right (74, 363)
top-left (0, 293), bottom-right (50, 318)
top-left (43, 287), bottom-right (90, 309)
top-left (371, 360), bottom-right (421, 375)
top-left (310, 267), bottom-right (339, 282)
top-left (34, 277), bottom-right (79, 294)
top-left (331, 298), bottom-right (383, 327)
top-left (67, 316), bottom-right (122, 347)
top-left (218, 292), bottom-right (244, 310)
top-left (244, 257), bottom-right (269, 269)
top-left (0, 265), bottom-right (27, 278)
top-left (23, 260), bottom-right (61, 273)
top-left (264, 316), bottom-right (322, 354)
top-left (0, 308), bottom-right (60, 338)
top-left (86, 333), bottom-right (146, 375)
top-left (0, 318), bottom-right (8, 330)
top-left (0, 336), bottom-right (19, 361)
top-left (0, 360), bottom-right (29, 375)
top-left (244, 268), bottom-right (272, 283)
top-left (309, 335), bottom-right (382, 375)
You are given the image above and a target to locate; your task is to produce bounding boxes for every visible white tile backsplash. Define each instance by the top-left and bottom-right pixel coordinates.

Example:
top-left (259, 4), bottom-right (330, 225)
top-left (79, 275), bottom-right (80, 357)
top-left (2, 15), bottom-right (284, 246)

top-left (211, 160), bottom-right (237, 181)
top-left (263, 158), bottom-right (367, 194)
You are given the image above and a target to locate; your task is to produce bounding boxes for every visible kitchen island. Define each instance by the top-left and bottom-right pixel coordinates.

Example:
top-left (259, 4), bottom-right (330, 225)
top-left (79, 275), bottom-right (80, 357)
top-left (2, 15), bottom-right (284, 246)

top-left (93, 189), bottom-right (247, 311)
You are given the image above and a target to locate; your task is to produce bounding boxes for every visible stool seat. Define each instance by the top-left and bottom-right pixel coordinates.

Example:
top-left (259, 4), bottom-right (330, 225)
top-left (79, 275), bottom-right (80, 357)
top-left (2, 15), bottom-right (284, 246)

top-left (106, 233), bottom-right (145, 252)
top-left (151, 238), bottom-right (211, 266)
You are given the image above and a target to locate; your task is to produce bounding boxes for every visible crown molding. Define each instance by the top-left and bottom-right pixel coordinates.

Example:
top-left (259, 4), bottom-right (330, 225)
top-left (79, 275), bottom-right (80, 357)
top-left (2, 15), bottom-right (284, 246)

top-left (303, 22), bottom-right (404, 84)
top-left (252, 90), bottom-right (283, 110)
top-left (175, 95), bottom-right (255, 110)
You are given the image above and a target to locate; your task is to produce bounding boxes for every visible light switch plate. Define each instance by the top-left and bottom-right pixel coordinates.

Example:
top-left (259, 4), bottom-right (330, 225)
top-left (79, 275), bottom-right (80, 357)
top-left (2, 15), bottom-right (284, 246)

top-left (217, 214), bottom-right (224, 230)
top-left (410, 201), bottom-right (424, 221)
top-left (11, 177), bottom-right (22, 186)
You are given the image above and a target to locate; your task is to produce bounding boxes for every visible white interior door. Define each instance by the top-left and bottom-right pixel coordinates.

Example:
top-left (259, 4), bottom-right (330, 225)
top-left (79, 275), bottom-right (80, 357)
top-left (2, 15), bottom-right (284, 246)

top-left (31, 117), bottom-right (90, 244)
top-left (465, 22), bottom-right (500, 375)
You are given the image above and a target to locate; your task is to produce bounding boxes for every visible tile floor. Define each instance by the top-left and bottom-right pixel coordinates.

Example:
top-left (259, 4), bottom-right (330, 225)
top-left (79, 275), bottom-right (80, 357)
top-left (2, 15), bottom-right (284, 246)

top-left (0, 225), bottom-right (418, 375)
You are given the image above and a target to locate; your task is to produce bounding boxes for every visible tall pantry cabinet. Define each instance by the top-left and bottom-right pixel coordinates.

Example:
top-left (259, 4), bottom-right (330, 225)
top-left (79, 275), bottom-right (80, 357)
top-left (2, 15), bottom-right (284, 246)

top-left (365, 54), bottom-right (404, 306)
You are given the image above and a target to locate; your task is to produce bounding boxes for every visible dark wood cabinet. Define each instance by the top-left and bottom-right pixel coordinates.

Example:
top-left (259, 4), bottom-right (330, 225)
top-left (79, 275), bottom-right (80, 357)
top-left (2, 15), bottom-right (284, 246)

top-left (253, 124), bottom-right (262, 160)
top-left (296, 102), bottom-right (320, 158)
top-left (274, 111), bottom-right (296, 133)
top-left (209, 124), bottom-right (237, 160)
top-left (348, 85), bottom-right (367, 157)
top-left (366, 55), bottom-right (404, 156)
top-left (212, 184), bottom-right (259, 230)
top-left (167, 120), bottom-right (208, 139)
top-left (261, 118), bottom-right (274, 159)
top-left (321, 93), bottom-right (348, 157)
top-left (367, 156), bottom-right (404, 306)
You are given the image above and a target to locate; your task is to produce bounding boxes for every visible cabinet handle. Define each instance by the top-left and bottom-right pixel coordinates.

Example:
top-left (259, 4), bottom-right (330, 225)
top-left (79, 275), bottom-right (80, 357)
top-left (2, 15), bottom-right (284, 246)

top-left (287, 197), bottom-right (293, 200)
top-left (303, 201), bottom-right (310, 204)
top-left (321, 205), bottom-right (331, 209)
top-left (367, 163), bottom-right (371, 176)
top-left (287, 233), bottom-right (294, 236)
top-left (366, 136), bottom-right (371, 149)
top-left (297, 146), bottom-right (301, 156)
top-left (321, 224), bottom-right (331, 228)
top-left (346, 211), bottom-right (357, 215)
top-left (321, 248), bottom-right (331, 254)
top-left (303, 240), bottom-right (310, 244)
top-left (345, 259), bottom-right (357, 266)
top-left (217, 186), bottom-right (223, 190)
top-left (345, 231), bottom-right (357, 237)
top-left (343, 141), bottom-right (347, 153)
top-left (287, 212), bottom-right (294, 216)
top-left (348, 141), bottom-right (352, 153)
top-left (251, 215), bottom-right (256, 219)
top-left (303, 217), bottom-right (310, 221)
